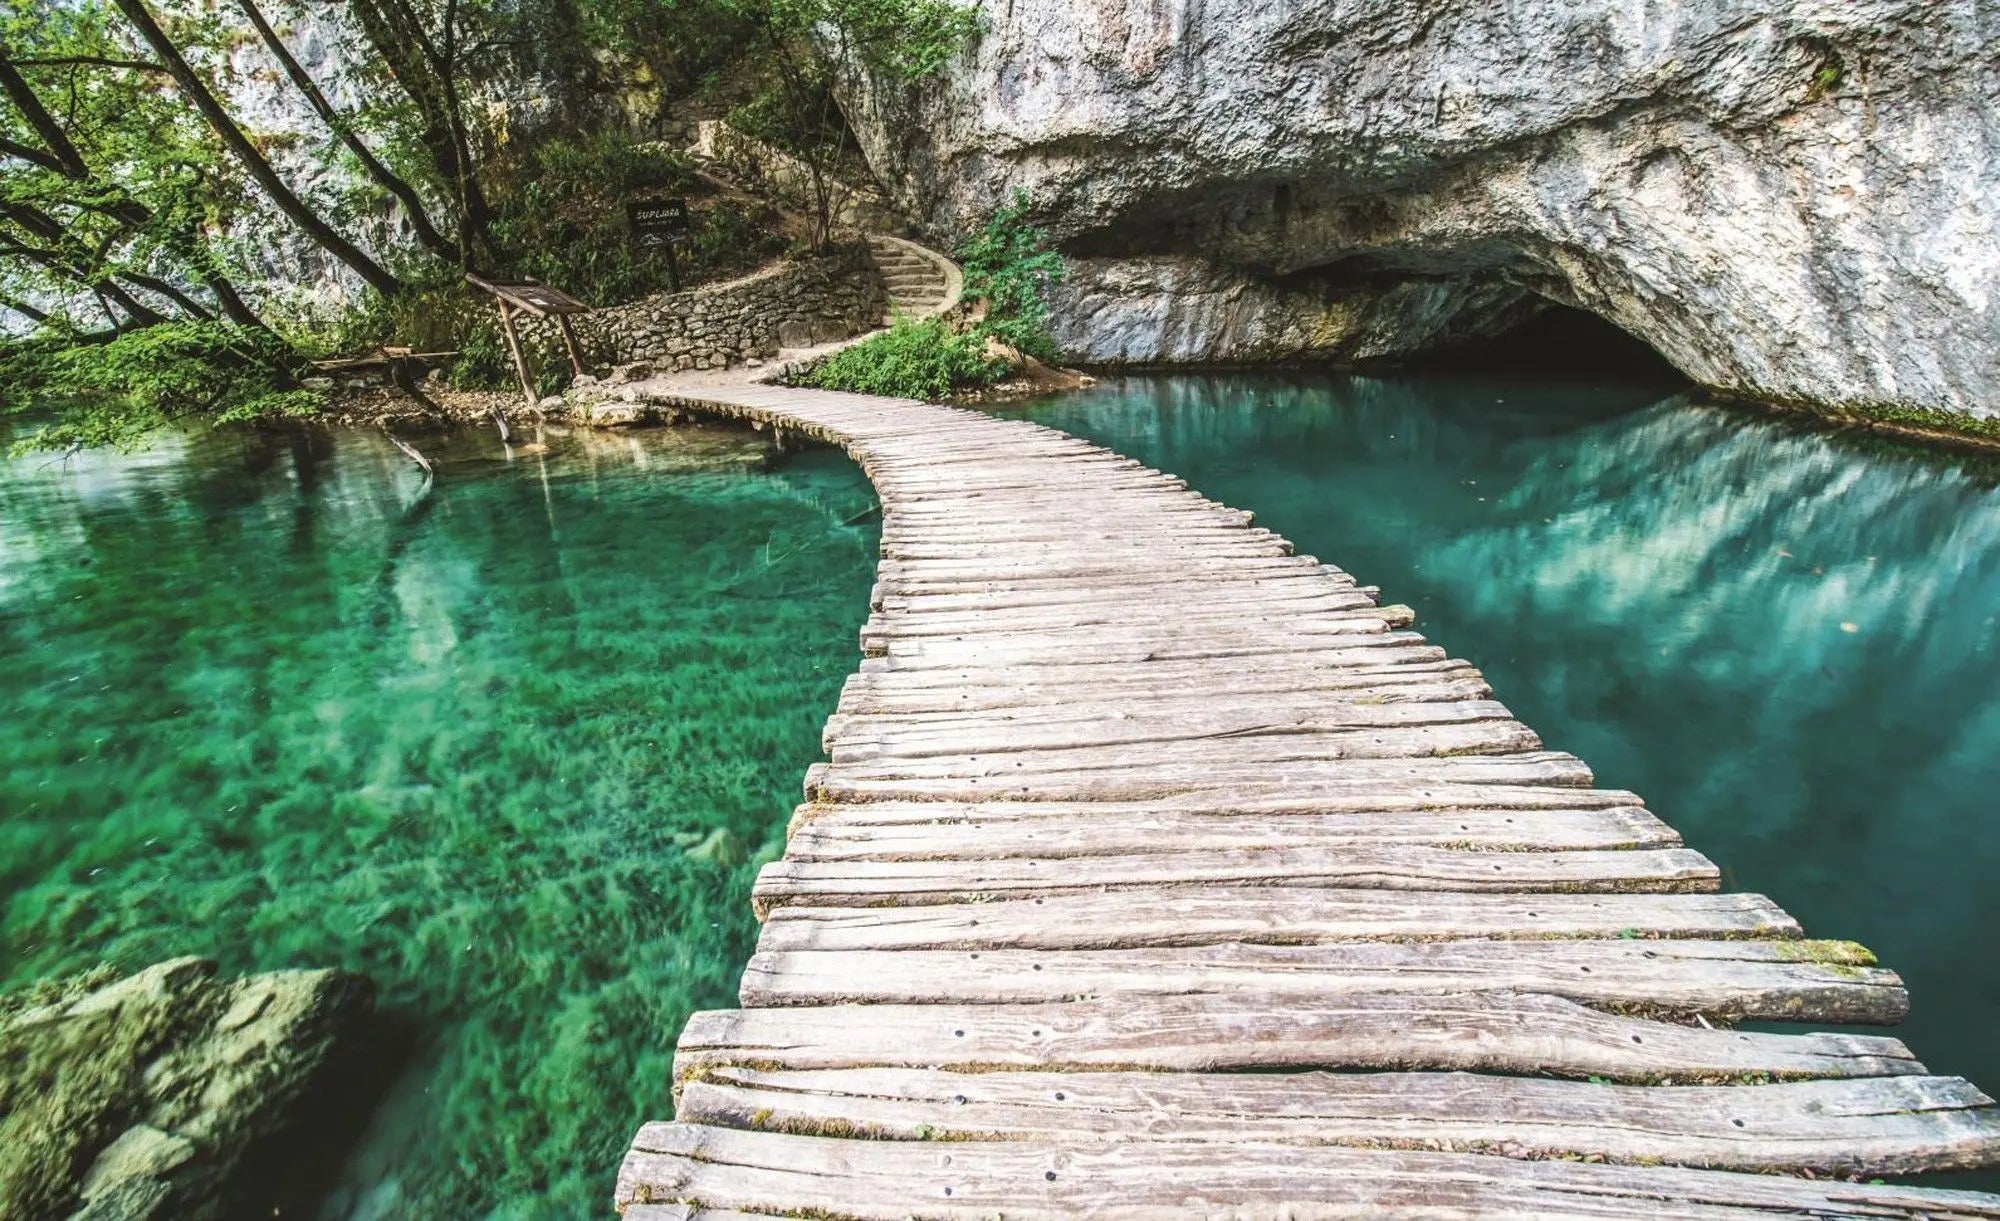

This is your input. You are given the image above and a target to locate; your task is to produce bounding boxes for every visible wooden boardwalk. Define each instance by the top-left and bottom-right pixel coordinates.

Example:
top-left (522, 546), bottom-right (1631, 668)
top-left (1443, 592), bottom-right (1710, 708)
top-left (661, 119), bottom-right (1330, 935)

top-left (615, 384), bottom-right (2000, 1217)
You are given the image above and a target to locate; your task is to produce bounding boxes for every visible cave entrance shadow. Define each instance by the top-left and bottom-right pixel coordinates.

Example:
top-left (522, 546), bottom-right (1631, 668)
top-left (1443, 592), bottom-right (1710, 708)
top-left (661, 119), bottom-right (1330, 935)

top-left (1405, 301), bottom-right (1689, 385)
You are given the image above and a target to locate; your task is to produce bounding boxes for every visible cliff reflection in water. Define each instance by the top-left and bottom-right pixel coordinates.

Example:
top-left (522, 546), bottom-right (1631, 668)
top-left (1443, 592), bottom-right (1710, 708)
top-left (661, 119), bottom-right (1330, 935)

top-left (1006, 372), bottom-right (2000, 1097)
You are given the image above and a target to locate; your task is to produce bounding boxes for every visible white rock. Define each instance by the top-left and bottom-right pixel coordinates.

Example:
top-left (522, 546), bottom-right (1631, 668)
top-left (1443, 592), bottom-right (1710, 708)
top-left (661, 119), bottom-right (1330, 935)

top-left (840, 0), bottom-right (2000, 419)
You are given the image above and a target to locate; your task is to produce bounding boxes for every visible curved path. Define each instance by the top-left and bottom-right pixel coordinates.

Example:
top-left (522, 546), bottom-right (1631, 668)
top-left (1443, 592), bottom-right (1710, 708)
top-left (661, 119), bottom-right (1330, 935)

top-left (614, 384), bottom-right (2000, 1217)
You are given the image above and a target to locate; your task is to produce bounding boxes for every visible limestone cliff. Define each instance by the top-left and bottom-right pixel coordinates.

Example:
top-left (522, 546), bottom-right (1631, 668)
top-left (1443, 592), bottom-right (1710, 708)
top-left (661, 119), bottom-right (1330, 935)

top-left (839, 1), bottom-right (2000, 419)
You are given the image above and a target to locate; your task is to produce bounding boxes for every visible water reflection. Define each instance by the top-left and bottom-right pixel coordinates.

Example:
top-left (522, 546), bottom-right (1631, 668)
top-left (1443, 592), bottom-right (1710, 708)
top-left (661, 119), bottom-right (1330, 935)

top-left (0, 419), bottom-right (880, 1217)
top-left (1005, 373), bottom-right (2000, 1097)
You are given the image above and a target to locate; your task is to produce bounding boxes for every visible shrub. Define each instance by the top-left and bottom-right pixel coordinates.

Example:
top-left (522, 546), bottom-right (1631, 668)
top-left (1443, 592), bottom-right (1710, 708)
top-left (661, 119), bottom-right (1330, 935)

top-left (957, 188), bottom-right (1066, 362)
top-left (801, 316), bottom-right (1002, 400)
top-left (3, 323), bottom-right (320, 453)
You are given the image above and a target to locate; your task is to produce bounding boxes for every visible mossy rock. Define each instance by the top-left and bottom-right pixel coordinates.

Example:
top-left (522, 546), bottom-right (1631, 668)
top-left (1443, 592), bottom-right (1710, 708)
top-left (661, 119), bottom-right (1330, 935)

top-left (0, 959), bottom-right (373, 1221)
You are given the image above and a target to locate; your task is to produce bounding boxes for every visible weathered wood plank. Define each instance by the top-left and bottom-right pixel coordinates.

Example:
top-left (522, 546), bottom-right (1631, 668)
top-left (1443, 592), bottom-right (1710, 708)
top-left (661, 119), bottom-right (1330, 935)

top-left (753, 889), bottom-right (1790, 951)
top-left (738, 940), bottom-right (1905, 1023)
top-left (752, 844), bottom-right (1719, 914)
top-left (837, 670), bottom-right (1490, 712)
top-left (617, 1124), bottom-right (2000, 1218)
top-left (824, 699), bottom-right (1527, 760)
top-left (834, 673), bottom-right (1497, 718)
top-left (672, 994), bottom-right (1923, 1084)
top-left (784, 805), bottom-right (1680, 857)
top-left (826, 718), bottom-right (1542, 768)
top-left (783, 787), bottom-right (1654, 836)
top-left (852, 637), bottom-right (1452, 682)
top-left (806, 753), bottom-right (1599, 802)
top-left (677, 1067), bottom-right (2000, 1176)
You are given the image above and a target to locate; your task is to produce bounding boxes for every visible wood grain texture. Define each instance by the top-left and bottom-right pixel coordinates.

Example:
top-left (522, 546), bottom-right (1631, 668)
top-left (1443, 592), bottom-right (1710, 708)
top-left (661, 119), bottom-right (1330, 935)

top-left (617, 1124), bottom-right (2000, 1218)
top-left (753, 888), bottom-right (1794, 950)
top-left (671, 994), bottom-right (1925, 1084)
top-left (678, 1067), bottom-right (2000, 1175)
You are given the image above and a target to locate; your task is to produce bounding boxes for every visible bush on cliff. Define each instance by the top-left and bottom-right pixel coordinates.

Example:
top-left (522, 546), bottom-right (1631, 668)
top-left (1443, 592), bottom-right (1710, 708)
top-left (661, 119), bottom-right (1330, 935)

top-left (958, 189), bottom-right (1067, 362)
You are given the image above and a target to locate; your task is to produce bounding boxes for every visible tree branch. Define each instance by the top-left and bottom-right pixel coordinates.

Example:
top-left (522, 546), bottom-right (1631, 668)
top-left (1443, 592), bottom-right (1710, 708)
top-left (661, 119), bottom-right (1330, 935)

top-left (112, 0), bottom-right (404, 298)
top-left (234, 0), bottom-right (460, 263)
top-left (12, 55), bottom-right (168, 74)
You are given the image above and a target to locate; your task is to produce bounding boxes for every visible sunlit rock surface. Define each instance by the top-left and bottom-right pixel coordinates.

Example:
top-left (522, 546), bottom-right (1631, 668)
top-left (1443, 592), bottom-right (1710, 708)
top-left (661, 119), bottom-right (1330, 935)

top-left (0, 959), bottom-right (372, 1220)
top-left (841, 1), bottom-right (2000, 418)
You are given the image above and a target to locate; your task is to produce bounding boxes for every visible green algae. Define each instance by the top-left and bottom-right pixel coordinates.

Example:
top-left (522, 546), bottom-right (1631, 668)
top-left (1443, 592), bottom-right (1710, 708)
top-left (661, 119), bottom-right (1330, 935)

top-left (0, 421), bottom-right (878, 1217)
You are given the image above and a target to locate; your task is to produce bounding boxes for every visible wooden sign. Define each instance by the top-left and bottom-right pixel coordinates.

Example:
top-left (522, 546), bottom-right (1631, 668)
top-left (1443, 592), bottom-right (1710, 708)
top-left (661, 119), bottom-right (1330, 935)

top-left (627, 197), bottom-right (691, 249)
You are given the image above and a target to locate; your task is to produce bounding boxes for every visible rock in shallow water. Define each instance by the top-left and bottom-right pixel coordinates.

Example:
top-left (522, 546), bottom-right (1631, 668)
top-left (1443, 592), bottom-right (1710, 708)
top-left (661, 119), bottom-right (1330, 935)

top-left (0, 958), bottom-right (373, 1221)
top-left (839, 0), bottom-right (2000, 420)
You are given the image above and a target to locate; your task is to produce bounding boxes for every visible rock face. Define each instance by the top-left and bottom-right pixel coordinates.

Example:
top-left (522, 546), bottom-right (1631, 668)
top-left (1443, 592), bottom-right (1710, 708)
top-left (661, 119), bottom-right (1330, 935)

top-left (839, 1), bottom-right (2000, 419)
top-left (0, 958), bottom-right (374, 1221)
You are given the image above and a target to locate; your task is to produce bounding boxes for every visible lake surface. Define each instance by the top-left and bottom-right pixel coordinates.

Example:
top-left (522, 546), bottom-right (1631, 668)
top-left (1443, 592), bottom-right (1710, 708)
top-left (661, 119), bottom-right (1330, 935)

top-left (0, 421), bottom-right (879, 1217)
top-left (995, 373), bottom-right (2000, 1130)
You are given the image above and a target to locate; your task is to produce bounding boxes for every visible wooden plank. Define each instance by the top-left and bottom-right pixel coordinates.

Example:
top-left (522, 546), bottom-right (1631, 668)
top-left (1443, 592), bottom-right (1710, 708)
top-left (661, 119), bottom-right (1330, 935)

top-left (617, 1124), bottom-right (2000, 1218)
top-left (783, 785), bottom-right (1653, 833)
top-left (806, 751), bottom-right (1599, 802)
top-left (737, 940), bottom-right (1905, 1023)
top-left (870, 626), bottom-right (1433, 666)
top-left (751, 845), bottom-right (1719, 914)
top-left (753, 889), bottom-right (1792, 951)
top-left (852, 637), bottom-right (1451, 684)
top-left (672, 994), bottom-right (1924, 1084)
top-left (820, 700), bottom-right (1520, 756)
top-left (677, 1067), bottom-right (2000, 1176)
top-left (857, 595), bottom-right (1392, 637)
top-left (826, 720), bottom-right (1542, 769)
top-left (834, 672), bottom-right (1496, 717)
top-left (784, 805), bottom-right (1681, 857)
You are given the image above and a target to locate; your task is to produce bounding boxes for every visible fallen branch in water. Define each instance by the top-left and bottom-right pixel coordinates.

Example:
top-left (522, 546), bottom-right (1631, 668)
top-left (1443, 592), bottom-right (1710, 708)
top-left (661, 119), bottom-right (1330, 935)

top-left (383, 428), bottom-right (434, 479)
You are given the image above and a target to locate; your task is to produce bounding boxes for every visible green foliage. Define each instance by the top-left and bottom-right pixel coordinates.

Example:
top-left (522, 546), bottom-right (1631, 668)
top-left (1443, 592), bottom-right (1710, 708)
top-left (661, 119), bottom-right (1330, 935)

top-left (758, 0), bottom-right (984, 81)
top-left (958, 188), bottom-right (1066, 362)
top-left (488, 131), bottom-right (783, 304)
top-left (802, 315), bottom-right (1002, 400)
top-left (1803, 38), bottom-right (1844, 102)
top-left (3, 323), bottom-right (319, 453)
top-left (0, 0), bottom-right (255, 332)
top-left (725, 0), bottom-right (979, 246)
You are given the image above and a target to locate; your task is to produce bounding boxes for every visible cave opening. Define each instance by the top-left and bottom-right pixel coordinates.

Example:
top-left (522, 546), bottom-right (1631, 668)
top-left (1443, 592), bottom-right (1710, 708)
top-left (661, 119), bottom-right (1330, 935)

top-left (1411, 299), bottom-right (1689, 386)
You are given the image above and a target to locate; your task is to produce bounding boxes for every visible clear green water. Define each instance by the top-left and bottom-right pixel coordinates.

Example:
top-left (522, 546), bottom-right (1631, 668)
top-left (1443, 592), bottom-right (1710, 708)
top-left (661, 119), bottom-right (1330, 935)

top-left (0, 422), bottom-right (879, 1217)
top-left (9, 375), bottom-right (1999, 1208)
top-left (997, 373), bottom-right (2000, 1118)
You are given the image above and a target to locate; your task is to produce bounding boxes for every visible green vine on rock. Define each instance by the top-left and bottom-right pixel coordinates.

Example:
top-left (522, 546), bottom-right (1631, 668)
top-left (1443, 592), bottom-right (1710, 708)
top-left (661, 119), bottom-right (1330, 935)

top-left (958, 187), bottom-right (1066, 362)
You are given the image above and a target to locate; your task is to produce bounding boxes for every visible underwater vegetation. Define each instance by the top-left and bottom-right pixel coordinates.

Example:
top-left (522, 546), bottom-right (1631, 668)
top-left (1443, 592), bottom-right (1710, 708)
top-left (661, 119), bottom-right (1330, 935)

top-left (0, 422), bottom-right (879, 1216)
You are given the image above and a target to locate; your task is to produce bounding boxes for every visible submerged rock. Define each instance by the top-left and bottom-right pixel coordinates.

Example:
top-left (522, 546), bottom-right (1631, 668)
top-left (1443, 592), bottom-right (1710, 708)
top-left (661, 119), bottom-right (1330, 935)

top-left (0, 958), bottom-right (374, 1221)
top-left (839, 1), bottom-right (2000, 421)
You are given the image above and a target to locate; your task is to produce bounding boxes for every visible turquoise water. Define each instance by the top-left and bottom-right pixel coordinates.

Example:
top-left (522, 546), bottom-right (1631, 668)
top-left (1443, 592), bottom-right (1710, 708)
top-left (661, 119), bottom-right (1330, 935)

top-left (8, 376), bottom-right (1999, 1209)
top-left (0, 421), bottom-right (879, 1216)
top-left (997, 373), bottom-right (2000, 1111)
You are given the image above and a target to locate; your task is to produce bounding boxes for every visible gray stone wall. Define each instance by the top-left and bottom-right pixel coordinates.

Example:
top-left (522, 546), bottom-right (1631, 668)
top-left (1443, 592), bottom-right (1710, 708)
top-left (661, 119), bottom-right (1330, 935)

top-left (534, 245), bottom-right (886, 374)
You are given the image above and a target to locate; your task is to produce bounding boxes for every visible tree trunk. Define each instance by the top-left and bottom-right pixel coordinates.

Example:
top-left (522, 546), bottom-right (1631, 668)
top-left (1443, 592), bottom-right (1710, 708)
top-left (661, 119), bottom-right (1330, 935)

top-left (112, 0), bottom-right (405, 299)
top-left (234, 0), bottom-right (461, 264)
top-left (346, 0), bottom-right (497, 264)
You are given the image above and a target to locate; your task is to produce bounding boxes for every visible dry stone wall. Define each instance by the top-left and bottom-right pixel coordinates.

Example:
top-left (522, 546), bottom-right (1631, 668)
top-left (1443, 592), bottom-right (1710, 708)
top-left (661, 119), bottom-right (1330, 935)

top-left (531, 246), bottom-right (886, 374)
